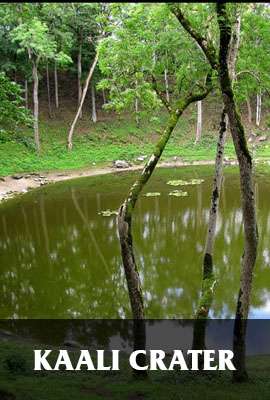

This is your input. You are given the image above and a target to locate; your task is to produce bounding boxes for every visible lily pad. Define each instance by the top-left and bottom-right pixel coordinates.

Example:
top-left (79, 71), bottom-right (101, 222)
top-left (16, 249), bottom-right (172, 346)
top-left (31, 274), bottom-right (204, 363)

top-left (167, 179), bottom-right (189, 186)
top-left (167, 178), bottom-right (204, 186)
top-left (99, 209), bottom-right (118, 217)
top-left (168, 190), bottom-right (188, 197)
top-left (144, 192), bottom-right (161, 197)
top-left (190, 178), bottom-right (205, 185)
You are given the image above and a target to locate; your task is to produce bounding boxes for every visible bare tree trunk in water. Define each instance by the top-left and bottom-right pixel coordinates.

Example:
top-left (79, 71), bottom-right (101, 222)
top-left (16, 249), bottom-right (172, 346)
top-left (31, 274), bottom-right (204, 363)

top-left (192, 110), bottom-right (226, 356)
top-left (46, 62), bottom-right (52, 118)
top-left (195, 100), bottom-right (202, 143)
top-left (192, 6), bottom-right (239, 360)
top-left (24, 79), bottom-right (28, 108)
top-left (164, 68), bottom-right (170, 102)
top-left (246, 97), bottom-right (252, 124)
top-left (78, 42), bottom-right (82, 119)
top-left (217, 3), bottom-right (258, 382)
top-left (91, 83), bottom-right (97, 123)
top-left (173, 4), bottom-right (258, 379)
top-left (118, 73), bottom-right (212, 377)
top-left (32, 60), bottom-right (40, 153)
top-left (67, 53), bottom-right (98, 150)
top-left (256, 90), bottom-right (261, 127)
top-left (54, 61), bottom-right (59, 109)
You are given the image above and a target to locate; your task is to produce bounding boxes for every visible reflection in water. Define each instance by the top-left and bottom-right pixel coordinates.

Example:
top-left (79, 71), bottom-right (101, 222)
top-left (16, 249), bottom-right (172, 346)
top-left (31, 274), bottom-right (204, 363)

top-left (0, 166), bottom-right (269, 319)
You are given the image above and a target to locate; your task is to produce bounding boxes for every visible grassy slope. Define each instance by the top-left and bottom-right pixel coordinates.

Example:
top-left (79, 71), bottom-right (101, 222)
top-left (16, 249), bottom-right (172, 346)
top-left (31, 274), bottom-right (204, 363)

top-left (0, 340), bottom-right (269, 400)
top-left (1, 111), bottom-right (269, 177)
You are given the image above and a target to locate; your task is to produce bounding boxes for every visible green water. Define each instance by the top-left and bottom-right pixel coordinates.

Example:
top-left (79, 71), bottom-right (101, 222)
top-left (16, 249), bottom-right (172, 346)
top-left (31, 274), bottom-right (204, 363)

top-left (0, 166), bottom-right (269, 319)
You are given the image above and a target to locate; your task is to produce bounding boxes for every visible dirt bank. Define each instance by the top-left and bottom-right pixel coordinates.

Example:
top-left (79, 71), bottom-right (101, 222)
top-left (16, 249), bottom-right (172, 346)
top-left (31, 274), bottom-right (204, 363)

top-left (0, 159), bottom-right (238, 203)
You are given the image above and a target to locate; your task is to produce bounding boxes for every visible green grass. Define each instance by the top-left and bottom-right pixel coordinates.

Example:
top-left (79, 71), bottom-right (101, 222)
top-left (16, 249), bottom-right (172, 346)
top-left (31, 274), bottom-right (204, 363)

top-left (0, 113), bottom-right (269, 177)
top-left (0, 340), bottom-right (270, 400)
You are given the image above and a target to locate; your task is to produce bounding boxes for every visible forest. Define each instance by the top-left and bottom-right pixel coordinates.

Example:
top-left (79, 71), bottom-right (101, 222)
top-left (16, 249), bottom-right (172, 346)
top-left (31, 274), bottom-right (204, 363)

top-left (0, 2), bottom-right (270, 400)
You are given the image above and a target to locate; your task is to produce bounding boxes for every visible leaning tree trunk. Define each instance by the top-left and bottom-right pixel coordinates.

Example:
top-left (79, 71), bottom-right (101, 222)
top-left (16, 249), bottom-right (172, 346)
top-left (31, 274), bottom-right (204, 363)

top-left (32, 60), bottom-right (40, 153)
top-left (195, 100), bottom-right (202, 144)
top-left (118, 74), bottom-right (212, 376)
top-left (67, 53), bottom-right (98, 150)
top-left (192, 110), bottom-right (227, 356)
top-left (118, 113), bottom-right (183, 375)
top-left (54, 61), bottom-right (59, 109)
top-left (91, 83), bottom-right (97, 123)
top-left (46, 62), bottom-right (52, 118)
top-left (217, 3), bottom-right (258, 382)
top-left (78, 42), bottom-right (82, 118)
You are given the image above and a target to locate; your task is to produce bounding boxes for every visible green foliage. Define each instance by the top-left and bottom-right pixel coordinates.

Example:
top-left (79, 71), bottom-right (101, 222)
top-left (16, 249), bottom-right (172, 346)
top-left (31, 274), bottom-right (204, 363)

top-left (0, 72), bottom-right (32, 133)
top-left (10, 18), bottom-right (57, 60)
top-left (3, 353), bottom-right (28, 375)
top-left (235, 4), bottom-right (270, 103)
top-left (98, 3), bottom-right (210, 119)
top-left (1, 111), bottom-right (268, 177)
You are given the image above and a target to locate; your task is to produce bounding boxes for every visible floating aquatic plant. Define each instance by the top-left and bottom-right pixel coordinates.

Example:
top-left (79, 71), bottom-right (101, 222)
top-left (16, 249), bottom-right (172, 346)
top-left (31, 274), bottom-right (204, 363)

top-left (144, 192), bottom-right (161, 197)
top-left (190, 178), bottom-right (204, 185)
top-left (99, 209), bottom-right (118, 217)
top-left (167, 178), bottom-right (204, 186)
top-left (168, 190), bottom-right (188, 197)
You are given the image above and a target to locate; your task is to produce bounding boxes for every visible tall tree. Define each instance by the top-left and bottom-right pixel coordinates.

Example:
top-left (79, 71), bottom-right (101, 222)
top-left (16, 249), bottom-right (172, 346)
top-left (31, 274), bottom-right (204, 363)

top-left (192, 4), bottom-right (241, 359)
top-left (99, 5), bottom-right (213, 370)
top-left (40, 3), bottom-right (73, 111)
top-left (66, 3), bottom-right (105, 150)
top-left (195, 100), bottom-right (202, 144)
top-left (11, 18), bottom-right (57, 152)
top-left (235, 4), bottom-right (270, 126)
top-left (0, 72), bottom-right (31, 134)
top-left (64, 3), bottom-right (101, 117)
top-left (67, 51), bottom-right (99, 150)
top-left (170, 2), bottom-right (258, 381)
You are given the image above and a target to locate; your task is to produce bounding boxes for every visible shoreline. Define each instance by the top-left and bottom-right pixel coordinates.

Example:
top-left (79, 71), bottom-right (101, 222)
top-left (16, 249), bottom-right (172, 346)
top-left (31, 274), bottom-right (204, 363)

top-left (0, 158), bottom-right (239, 203)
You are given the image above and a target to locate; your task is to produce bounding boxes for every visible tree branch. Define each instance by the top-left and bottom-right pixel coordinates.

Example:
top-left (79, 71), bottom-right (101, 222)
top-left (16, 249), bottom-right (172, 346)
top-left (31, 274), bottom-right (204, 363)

top-left (169, 4), bottom-right (218, 70)
top-left (151, 74), bottom-right (172, 112)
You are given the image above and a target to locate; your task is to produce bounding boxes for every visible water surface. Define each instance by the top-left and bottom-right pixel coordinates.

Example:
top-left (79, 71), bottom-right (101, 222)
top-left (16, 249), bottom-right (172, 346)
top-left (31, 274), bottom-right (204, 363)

top-left (0, 166), bottom-right (269, 319)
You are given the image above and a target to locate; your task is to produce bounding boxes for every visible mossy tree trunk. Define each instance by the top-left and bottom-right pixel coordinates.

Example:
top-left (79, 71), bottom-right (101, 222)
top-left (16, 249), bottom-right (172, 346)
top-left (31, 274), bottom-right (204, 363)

top-left (118, 75), bottom-right (212, 377)
top-left (192, 7), bottom-right (240, 361)
top-left (171, 3), bottom-right (258, 381)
